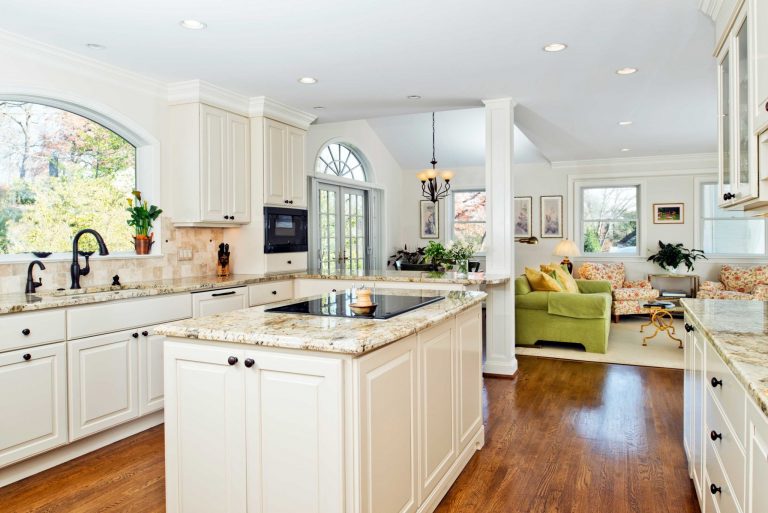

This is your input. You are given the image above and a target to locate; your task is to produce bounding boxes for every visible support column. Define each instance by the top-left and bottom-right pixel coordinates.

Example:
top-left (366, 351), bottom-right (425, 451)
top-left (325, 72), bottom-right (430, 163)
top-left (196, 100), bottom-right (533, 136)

top-left (483, 98), bottom-right (517, 376)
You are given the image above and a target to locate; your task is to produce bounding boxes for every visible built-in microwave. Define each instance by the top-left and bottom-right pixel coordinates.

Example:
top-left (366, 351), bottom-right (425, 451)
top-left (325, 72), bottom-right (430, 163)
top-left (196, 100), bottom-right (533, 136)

top-left (264, 207), bottom-right (308, 253)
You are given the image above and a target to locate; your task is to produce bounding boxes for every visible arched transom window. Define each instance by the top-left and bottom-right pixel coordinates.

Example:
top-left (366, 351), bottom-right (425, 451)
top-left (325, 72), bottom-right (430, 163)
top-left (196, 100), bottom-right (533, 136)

top-left (315, 143), bottom-right (366, 181)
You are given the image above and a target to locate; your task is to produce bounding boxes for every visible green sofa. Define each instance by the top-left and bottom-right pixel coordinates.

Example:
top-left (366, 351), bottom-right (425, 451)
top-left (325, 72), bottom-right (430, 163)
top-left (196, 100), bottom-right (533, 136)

top-left (515, 276), bottom-right (612, 354)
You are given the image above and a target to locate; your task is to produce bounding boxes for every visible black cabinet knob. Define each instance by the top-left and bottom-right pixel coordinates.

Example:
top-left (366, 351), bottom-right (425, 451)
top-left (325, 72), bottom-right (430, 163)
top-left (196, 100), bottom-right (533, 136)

top-left (765, 101), bottom-right (768, 112)
top-left (132, 332), bottom-right (139, 338)
top-left (21, 328), bottom-right (30, 336)
top-left (723, 192), bottom-right (736, 201)
top-left (331, 288), bottom-right (337, 292)
top-left (684, 323), bottom-right (694, 333)
top-left (142, 331), bottom-right (149, 337)
top-left (284, 200), bottom-right (289, 204)
top-left (710, 483), bottom-right (721, 495)
top-left (22, 353), bottom-right (31, 361)
top-left (228, 356), bottom-right (238, 366)
top-left (711, 376), bottom-right (723, 388)
top-left (287, 260), bottom-right (292, 264)
top-left (230, 216), bottom-right (235, 220)
top-left (710, 430), bottom-right (722, 441)
top-left (289, 200), bottom-right (294, 204)
top-left (224, 215), bottom-right (229, 219)
top-left (244, 358), bottom-right (255, 368)
top-left (271, 290), bottom-right (277, 295)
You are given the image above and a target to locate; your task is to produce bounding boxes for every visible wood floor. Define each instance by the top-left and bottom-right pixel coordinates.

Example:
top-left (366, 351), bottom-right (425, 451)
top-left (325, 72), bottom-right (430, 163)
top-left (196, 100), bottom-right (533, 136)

top-left (0, 356), bottom-right (699, 513)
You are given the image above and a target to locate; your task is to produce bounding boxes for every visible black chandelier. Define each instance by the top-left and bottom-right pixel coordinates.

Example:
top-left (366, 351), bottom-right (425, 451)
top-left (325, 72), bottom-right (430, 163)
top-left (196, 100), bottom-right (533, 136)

top-left (418, 112), bottom-right (454, 203)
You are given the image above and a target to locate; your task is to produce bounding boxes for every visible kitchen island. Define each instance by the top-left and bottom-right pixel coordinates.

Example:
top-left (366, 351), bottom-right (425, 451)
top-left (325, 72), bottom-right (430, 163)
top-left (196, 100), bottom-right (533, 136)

top-left (155, 288), bottom-right (486, 513)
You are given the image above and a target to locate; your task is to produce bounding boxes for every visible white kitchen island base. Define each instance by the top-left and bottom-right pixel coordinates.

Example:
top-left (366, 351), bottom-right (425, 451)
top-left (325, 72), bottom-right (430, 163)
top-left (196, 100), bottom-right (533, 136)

top-left (162, 303), bottom-right (484, 513)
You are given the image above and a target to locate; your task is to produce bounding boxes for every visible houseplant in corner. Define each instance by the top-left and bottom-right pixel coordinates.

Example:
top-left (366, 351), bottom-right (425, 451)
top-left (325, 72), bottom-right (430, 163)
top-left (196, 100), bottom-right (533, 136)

top-left (126, 190), bottom-right (162, 255)
top-left (647, 241), bottom-right (706, 274)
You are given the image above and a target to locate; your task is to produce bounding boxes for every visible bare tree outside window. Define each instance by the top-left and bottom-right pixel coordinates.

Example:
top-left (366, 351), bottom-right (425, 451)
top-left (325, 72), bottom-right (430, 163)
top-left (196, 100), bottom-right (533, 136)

top-left (452, 190), bottom-right (486, 251)
top-left (581, 186), bottom-right (638, 254)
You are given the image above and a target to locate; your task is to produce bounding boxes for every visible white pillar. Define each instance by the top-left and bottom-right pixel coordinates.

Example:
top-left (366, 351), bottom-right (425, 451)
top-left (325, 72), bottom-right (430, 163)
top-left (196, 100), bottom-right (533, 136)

top-left (482, 98), bottom-right (517, 376)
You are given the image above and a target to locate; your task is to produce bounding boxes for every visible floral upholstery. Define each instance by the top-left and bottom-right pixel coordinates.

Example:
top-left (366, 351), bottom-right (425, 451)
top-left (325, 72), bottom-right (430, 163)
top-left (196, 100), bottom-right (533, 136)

top-left (578, 262), bottom-right (660, 320)
top-left (697, 265), bottom-right (768, 301)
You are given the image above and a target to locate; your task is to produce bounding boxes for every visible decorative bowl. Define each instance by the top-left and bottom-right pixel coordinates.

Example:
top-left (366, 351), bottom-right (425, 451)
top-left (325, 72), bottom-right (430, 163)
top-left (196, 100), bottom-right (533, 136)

top-left (349, 303), bottom-right (378, 316)
top-left (32, 251), bottom-right (52, 258)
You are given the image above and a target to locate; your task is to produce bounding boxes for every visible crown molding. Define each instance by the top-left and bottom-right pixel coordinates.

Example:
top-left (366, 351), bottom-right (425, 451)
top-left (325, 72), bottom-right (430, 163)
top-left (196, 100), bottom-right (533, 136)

top-left (248, 96), bottom-right (316, 129)
top-left (167, 80), bottom-right (250, 116)
top-left (552, 152), bottom-right (718, 171)
top-left (698, 0), bottom-right (724, 20)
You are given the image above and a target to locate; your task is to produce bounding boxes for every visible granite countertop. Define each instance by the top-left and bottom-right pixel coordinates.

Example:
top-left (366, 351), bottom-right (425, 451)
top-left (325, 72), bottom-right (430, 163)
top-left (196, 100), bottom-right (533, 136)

top-left (681, 298), bottom-right (768, 416)
top-left (0, 270), bottom-right (506, 315)
top-left (154, 289), bottom-right (486, 355)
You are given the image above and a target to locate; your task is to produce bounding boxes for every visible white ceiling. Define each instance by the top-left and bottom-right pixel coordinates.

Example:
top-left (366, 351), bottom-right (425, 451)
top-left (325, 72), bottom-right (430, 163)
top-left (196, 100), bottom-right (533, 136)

top-left (0, 0), bottom-right (717, 161)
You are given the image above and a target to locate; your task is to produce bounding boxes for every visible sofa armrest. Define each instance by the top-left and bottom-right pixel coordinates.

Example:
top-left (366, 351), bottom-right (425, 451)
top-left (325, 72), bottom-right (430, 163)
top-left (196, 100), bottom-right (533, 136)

top-left (576, 279), bottom-right (611, 295)
top-left (700, 280), bottom-right (724, 291)
top-left (753, 284), bottom-right (768, 300)
top-left (515, 276), bottom-right (532, 295)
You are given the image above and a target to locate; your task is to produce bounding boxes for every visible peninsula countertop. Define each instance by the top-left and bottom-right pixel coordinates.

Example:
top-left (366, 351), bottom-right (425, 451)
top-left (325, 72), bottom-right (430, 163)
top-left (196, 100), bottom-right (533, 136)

top-left (154, 289), bottom-right (486, 355)
top-left (0, 270), bottom-right (507, 315)
top-left (681, 298), bottom-right (768, 416)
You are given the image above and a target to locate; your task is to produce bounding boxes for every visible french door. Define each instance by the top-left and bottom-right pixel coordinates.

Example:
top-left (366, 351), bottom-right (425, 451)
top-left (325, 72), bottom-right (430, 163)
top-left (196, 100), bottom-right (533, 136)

top-left (317, 183), bottom-right (368, 274)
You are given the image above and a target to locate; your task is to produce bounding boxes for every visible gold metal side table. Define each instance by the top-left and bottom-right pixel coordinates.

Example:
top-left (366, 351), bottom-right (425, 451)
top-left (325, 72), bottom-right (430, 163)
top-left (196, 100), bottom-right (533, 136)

top-left (639, 301), bottom-right (683, 348)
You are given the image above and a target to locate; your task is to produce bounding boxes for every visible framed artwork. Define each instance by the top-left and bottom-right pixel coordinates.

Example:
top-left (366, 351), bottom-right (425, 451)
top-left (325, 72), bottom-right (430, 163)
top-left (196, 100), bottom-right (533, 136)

top-left (540, 195), bottom-right (563, 238)
top-left (653, 203), bottom-right (684, 224)
top-left (420, 200), bottom-right (439, 239)
top-left (514, 196), bottom-right (532, 238)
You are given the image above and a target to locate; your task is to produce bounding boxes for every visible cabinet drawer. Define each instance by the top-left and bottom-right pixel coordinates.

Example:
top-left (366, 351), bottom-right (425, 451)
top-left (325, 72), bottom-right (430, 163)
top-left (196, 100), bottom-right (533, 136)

top-left (0, 310), bottom-right (66, 353)
top-left (705, 437), bottom-right (741, 513)
top-left (706, 390), bottom-right (746, 509)
top-left (265, 252), bottom-right (307, 274)
top-left (706, 341), bottom-right (746, 446)
top-left (68, 294), bottom-right (192, 340)
top-left (191, 287), bottom-right (248, 318)
top-left (249, 281), bottom-right (293, 306)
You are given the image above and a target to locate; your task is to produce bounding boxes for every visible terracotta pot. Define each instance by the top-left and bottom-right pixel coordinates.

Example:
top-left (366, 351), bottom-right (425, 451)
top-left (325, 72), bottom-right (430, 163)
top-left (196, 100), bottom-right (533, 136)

top-left (134, 235), bottom-right (154, 255)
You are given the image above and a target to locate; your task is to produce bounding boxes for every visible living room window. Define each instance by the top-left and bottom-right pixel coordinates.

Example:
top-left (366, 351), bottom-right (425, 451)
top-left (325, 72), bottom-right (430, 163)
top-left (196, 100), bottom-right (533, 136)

top-left (579, 185), bottom-right (639, 255)
top-left (700, 182), bottom-right (766, 255)
top-left (450, 189), bottom-right (486, 251)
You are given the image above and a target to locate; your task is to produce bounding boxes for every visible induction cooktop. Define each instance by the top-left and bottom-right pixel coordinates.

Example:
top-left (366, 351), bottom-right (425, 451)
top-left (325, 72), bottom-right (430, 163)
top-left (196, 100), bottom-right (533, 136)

top-left (265, 291), bottom-right (444, 319)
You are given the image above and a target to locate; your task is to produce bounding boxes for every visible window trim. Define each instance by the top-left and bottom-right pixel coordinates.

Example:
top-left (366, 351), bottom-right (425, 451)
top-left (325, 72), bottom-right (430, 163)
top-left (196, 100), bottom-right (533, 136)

top-left (314, 142), bottom-right (368, 182)
top-left (447, 188), bottom-right (487, 256)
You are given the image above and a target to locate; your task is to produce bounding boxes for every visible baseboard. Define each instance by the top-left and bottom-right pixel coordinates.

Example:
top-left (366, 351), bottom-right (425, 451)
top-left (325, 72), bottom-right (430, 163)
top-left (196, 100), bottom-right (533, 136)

top-left (483, 358), bottom-right (518, 376)
top-left (483, 370), bottom-right (519, 380)
top-left (0, 411), bottom-right (164, 488)
top-left (417, 425), bottom-right (485, 513)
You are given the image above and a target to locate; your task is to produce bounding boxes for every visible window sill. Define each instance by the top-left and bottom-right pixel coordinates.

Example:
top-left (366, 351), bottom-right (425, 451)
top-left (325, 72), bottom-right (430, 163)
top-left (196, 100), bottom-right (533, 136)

top-left (573, 254), bottom-right (646, 262)
top-left (0, 253), bottom-right (164, 265)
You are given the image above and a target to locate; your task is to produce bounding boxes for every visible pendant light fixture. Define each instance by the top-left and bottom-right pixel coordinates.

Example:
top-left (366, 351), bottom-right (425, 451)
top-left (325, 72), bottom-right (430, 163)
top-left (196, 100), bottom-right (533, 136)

top-left (417, 112), bottom-right (454, 202)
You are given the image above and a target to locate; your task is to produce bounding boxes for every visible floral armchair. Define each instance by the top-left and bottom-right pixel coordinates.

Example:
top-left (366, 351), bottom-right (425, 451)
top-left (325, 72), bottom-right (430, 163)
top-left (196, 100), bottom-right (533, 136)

top-left (697, 264), bottom-right (768, 301)
top-left (578, 262), bottom-right (660, 322)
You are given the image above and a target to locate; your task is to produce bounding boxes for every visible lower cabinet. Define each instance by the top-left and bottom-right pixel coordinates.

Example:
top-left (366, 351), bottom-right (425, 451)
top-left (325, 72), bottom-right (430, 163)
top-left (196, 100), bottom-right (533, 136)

top-left (139, 324), bottom-right (166, 415)
top-left (191, 287), bottom-right (248, 318)
top-left (748, 400), bottom-right (768, 513)
top-left (0, 342), bottom-right (67, 467)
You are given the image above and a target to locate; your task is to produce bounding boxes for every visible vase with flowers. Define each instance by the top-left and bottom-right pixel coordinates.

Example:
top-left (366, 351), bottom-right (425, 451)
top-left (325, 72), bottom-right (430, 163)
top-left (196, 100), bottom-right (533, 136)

top-left (126, 190), bottom-right (162, 255)
top-left (446, 240), bottom-right (477, 278)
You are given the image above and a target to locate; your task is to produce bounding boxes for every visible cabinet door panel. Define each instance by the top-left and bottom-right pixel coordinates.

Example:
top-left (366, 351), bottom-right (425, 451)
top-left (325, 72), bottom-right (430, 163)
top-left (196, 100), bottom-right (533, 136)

top-left (418, 322), bottom-right (457, 502)
top-left (749, 403), bottom-right (768, 513)
top-left (456, 307), bottom-right (483, 448)
top-left (228, 113), bottom-right (250, 222)
top-left (164, 343), bottom-right (246, 513)
top-left (751, 0), bottom-right (768, 132)
top-left (200, 105), bottom-right (228, 222)
top-left (287, 126), bottom-right (307, 207)
top-left (139, 325), bottom-right (166, 415)
top-left (245, 353), bottom-right (343, 513)
top-left (692, 332), bottom-right (705, 500)
top-left (68, 331), bottom-right (139, 440)
top-left (0, 343), bottom-right (67, 467)
top-left (264, 119), bottom-right (287, 206)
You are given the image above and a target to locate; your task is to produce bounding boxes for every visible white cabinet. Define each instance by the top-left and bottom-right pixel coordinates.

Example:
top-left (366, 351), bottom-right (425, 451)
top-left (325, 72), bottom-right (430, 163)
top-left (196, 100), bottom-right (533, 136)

top-left (139, 324), bottom-right (166, 415)
top-left (683, 316), bottom-right (706, 501)
top-left (748, 400), bottom-right (768, 513)
top-left (456, 308), bottom-right (483, 449)
top-left (248, 280), bottom-right (293, 307)
top-left (68, 330), bottom-right (139, 441)
top-left (191, 287), bottom-right (248, 318)
top-left (171, 103), bottom-right (251, 226)
top-left (265, 252), bottom-right (308, 274)
top-left (0, 343), bottom-right (67, 468)
top-left (263, 118), bottom-right (307, 208)
top-left (0, 310), bottom-right (65, 353)
top-left (750, 0), bottom-right (768, 133)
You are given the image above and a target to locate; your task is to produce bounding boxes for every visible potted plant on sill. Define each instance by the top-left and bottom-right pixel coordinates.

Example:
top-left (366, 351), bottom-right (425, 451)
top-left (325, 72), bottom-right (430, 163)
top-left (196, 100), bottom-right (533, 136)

top-left (126, 190), bottom-right (162, 255)
top-left (646, 240), bottom-right (706, 274)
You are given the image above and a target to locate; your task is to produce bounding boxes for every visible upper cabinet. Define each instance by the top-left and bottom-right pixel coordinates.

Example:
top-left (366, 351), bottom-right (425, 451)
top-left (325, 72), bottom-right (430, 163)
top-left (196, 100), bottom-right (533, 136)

top-left (751, 0), bottom-right (768, 133)
top-left (171, 103), bottom-right (251, 226)
top-left (263, 118), bottom-right (307, 209)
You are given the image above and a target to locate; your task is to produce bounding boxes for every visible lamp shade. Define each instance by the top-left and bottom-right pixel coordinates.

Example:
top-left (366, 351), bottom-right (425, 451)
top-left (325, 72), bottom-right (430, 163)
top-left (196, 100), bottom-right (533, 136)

top-left (553, 239), bottom-right (580, 257)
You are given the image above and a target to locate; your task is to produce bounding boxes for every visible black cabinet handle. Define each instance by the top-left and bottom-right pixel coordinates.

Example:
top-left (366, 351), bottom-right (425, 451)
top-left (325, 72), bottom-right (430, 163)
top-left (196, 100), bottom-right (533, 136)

top-left (132, 332), bottom-right (139, 338)
top-left (271, 290), bottom-right (277, 295)
top-left (710, 430), bottom-right (722, 441)
top-left (228, 356), bottom-right (238, 366)
top-left (142, 331), bottom-right (149, 337)
top-left (723, 192), bottom-right (736, 201)
top-left (287, 260), bottom-right (292, 265)
top-left (22, 353), bottom-right (31, 361)
top-left (244, 358), bottom-right (255, 368)
top-left (711, 376), bottom-right (723, 388)
top-left (22, 328), bottom-right (30, 336)
top-left (684, 323), bottom-right (694, 333)
top-left (212, 291), bottom-right (237, 297)
top-left (710, 483), bottom-right (721, 495)
top-left (765, 101), bottom-right (768, 112)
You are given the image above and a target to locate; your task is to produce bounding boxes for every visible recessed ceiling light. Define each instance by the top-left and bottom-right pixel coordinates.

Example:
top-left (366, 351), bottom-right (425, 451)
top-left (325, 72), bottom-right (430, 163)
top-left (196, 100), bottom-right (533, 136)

top-left (85, 43), bottom-right (106, 50)
top-left (179, 19), bottom-right (207, 30)
top-left (407, 95), bottom-right (422, 100)
top-left (620, 148), bottom-right (631, 152)
top-left (298, 77), bottom-right (318, 84)
top-left (313, 106), bottom-right (325, 110)
top-left (616, 67), bottom-right (638, 75)
top-left (543, 43), bottom-right (567, 52)
top-left (618, 121), bottom-right (633, 126)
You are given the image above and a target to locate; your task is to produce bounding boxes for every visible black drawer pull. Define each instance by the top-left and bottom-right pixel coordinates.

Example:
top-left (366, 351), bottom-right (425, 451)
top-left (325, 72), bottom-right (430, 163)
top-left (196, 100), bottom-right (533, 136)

top-left (22, 353), bottom-right (31, 361)
top-left (710, 430), bottom-right (722, 441)
top-left (228, 356), bottom-right (238, 366)
top-left (711, 377), bottom-right (723, 388)
top-left (287, 260), bottom-right (292, 265)
top-left (710, 483), bottom-right (721, 495)
top-left (21, 328), bottom-right (30, 336)
top-left (684, 323), bottom-right (694, 333)
top-left (212, 291), bottom-right (237, 297)
top-left (271, 290), bottom-right (277, 295)
top-left (244, 358), bottom-right (255, 368)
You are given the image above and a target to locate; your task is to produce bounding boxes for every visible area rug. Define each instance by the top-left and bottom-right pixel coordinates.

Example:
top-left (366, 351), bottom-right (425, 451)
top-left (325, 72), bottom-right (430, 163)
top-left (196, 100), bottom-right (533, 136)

top-left (514, 317), bottom-right (685, 369)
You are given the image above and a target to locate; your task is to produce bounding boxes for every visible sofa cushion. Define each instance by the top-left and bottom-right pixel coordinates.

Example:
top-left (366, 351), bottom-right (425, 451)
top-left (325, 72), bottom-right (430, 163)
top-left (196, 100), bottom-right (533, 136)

top-left (548, 292), bottom-right (611, 319)
top-left (697, 289), bottom-right (754, 300)
top-left (579, 262), bottom-right (625, 290)
top-left (721, 264), bottom-right (758, 293)
top-left (525, 267), bottom-right (563, 292)
top-left (541, 263), bottom-right (579, 294)
top-left (516, 291), bottom-right (550, 311)
top-left (613, 287), bottom-right (660, 301)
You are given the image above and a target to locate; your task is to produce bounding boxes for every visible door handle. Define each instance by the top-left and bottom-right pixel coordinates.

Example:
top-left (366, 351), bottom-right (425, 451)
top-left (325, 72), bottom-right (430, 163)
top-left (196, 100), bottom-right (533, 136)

top-left (212, 291), bottom-right (237, 297)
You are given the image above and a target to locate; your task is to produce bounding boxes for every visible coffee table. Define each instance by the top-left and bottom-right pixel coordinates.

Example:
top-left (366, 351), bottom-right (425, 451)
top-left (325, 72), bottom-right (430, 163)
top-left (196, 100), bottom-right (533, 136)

top-left (639, 301), bottom-right (683, 348)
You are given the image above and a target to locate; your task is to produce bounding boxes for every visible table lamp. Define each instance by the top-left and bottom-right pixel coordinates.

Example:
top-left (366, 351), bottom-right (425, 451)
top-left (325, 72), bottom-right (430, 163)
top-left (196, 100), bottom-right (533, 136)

top-left (553, 239), bottom-right (580, 274)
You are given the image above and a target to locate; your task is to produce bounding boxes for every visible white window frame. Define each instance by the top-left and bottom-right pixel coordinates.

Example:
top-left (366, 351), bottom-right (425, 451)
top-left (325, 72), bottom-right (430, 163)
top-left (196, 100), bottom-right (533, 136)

top-left (446, 188), bottom-right (487, 256)
top-left (570, 177), bottom-right (646, 260)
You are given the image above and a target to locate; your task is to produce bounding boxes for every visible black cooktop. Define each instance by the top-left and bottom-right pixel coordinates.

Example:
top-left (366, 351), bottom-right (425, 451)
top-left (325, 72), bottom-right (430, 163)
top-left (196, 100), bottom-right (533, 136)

top-left (265, 291), bottom-right (444, 319)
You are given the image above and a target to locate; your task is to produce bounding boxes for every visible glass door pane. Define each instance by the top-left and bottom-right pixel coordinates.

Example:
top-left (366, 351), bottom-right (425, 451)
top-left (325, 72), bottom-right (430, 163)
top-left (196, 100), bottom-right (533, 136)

top-left (318, 186), bottom-right (338, 273)
top-left (316, 184), bottom-right (368, 274)
top-left (720, 49), bottom-right (732, 200)
top-left (736, 19), bottom-right (750, 195)
top-left (342, 188), bottom-right (367, 274)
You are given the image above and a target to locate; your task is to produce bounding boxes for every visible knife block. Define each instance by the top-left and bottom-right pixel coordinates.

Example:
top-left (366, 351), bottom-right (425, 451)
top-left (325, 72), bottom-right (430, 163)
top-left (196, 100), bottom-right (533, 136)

top-left (217, 254), bottom-right (230, 277)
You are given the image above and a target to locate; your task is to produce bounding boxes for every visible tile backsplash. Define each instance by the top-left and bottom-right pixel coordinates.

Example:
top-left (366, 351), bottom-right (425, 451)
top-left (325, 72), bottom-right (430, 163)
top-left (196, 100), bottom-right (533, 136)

top-left (0, 218), bottom-right (226, 294)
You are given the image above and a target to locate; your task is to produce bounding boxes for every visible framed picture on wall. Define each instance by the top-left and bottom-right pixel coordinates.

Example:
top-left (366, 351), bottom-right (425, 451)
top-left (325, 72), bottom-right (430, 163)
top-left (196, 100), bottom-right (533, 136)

top-left (514, 196), bottom-right (532, 238)
top-left (540, 195), bottom-right (563, 238)
top-left (420, 200), bottom-right (439, 239)
top-left (653, 203), bottom-right (684, 224)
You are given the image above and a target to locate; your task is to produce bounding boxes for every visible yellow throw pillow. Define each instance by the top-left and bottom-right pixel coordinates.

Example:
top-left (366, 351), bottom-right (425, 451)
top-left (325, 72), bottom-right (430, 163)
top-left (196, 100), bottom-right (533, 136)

top-left (525, 267), bottom-right (563, 292)
top-left (541, 263), bottom-right (580, 294)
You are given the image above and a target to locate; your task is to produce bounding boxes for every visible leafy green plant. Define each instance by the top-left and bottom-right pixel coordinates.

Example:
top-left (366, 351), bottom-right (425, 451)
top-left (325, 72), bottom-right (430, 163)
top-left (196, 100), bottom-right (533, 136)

top-left (387, 244), bottom-right (426, 268)
top-left (423, 241), bottom-right (449, 265)
top-left (647, 241), bottom-right (706, 272)
top-left (126, 190), bottom-right (162, 239)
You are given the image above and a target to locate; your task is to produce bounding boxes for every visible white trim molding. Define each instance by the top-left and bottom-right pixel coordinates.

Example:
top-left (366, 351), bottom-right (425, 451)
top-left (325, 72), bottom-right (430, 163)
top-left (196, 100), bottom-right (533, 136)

top-left (167, 79), bottom-right (250, 115)
top-left (249, 96), bottom-right (316, 130)
top-left (698, 0), bottom-right (724, 20)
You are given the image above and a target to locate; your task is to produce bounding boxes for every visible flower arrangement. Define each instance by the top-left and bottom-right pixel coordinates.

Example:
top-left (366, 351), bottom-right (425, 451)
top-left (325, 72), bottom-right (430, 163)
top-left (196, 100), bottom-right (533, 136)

top-left (126, 190), bottom-right (162, 254)
top-left (446, 240), bottom-right (477, 276)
